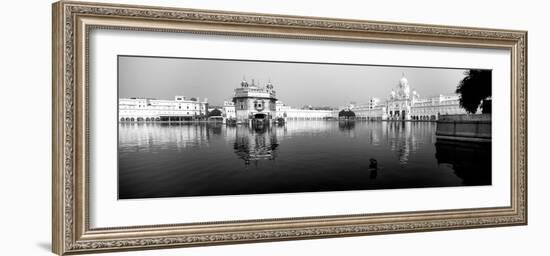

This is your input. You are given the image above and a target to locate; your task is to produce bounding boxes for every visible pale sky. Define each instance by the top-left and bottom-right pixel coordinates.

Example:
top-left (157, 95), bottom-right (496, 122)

top-left (118, 56), bottom-right (470, 107)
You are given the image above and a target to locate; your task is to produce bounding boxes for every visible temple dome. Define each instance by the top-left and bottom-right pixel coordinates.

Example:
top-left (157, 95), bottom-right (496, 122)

top-left (400, 76), bottom-right (409, 87)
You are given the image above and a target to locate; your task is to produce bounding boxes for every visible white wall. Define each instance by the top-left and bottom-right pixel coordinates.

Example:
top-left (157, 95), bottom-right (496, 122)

top-left (0, 0), bottom-right (547, 255)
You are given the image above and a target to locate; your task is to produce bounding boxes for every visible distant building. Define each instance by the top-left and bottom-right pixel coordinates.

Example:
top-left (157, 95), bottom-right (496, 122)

top-left (119, 96), bottom-right (208, 122)
top-left (207, 107), bottom-right (219, 113)
top-left (276, 101), bottom-right (336, 120)
top-left (119, 74), bottom-right (468, 123)
top-left (224, 79), bottom-right (337, 121)
top-left (348, 74), bottom-right (468, 120)
top-left (222, 100), bottom-right (236, 119)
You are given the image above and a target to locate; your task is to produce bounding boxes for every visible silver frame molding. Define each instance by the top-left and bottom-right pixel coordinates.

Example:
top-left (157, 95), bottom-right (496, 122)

top-left (52, 1), bottom-right (527, 255)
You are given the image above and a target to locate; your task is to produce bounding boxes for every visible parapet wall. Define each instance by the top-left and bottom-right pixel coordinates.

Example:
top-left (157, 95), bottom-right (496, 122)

top-left (436, 114), bottom-right (491, 142)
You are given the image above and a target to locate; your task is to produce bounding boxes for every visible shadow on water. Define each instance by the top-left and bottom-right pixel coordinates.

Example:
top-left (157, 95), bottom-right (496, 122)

top-left (435, 139), bottom-right (492, 185)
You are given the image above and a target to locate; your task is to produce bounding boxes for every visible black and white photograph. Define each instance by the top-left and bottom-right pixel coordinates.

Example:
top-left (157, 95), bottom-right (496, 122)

top-left (117, 56), bottom-right (492, 199)
top-left (2, 0), bottom-right (542, 254)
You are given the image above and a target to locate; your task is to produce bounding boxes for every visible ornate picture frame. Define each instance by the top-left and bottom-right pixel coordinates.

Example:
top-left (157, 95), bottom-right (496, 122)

top-left (52, 1), bottom-right (527, 255)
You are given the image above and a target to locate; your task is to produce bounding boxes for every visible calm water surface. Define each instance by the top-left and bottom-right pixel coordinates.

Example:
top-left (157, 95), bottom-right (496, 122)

top-left (118, 121), bottom-right (491, 199)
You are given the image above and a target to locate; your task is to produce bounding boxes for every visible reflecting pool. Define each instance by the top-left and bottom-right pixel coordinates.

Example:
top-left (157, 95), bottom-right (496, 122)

top-left (118, 121), bottom-right (491, 199)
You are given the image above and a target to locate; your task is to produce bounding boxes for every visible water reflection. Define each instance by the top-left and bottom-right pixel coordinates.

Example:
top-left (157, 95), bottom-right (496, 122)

top-left (435, 140), bottom-right (492, 185)
top-left (386, 122), bottom-right (415, 166)
top-left (118, 123), bottom-right (212, 152)
top-left (338, 120), bottom-right (356, 130)
top-left (118, 121), bottom-right (491, 199)
top-left (368, 158), bottom-right (379, 179)
top-left (234, 124), bottom-right (279, 165)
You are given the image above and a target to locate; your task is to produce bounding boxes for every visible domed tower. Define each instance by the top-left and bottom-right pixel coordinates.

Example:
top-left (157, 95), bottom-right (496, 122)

top-left (386, 73), bottom-right (413, 121)
top-left (399, 73), bottom-right (411, 98)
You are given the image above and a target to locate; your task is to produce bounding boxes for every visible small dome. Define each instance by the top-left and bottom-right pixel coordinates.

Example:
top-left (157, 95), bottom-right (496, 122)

top-left (241, 76), bottom-right (249, 87)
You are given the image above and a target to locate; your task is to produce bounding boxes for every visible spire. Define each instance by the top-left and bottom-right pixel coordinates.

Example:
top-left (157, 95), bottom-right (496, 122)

top-left (240, 75), bottom-right (249, 87)
top-left (399, 72), bottom-right (409, 88)
top-left (266, 77), bottom-right (273, 90)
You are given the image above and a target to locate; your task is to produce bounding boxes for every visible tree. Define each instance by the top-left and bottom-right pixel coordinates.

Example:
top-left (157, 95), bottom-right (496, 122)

top-left (455, 69), bottom-right (492, 114)
top-left (338, 109), bottom-right (356, 119)
top-left (208, 108), bottom-right (222, 117)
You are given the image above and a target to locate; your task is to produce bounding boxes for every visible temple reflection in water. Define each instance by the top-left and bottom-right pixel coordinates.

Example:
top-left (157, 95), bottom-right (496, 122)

top-left (233, 124), bottom-right (280, 165)
top-left (118, 121), bottom-right (491, 199)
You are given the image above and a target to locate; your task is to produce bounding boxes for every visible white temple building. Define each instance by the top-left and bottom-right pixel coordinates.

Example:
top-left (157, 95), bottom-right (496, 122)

top-left (346, 74), bottom-right (469, 120)
top-left (118, 74), bottom-right (468, 122)
top-left (232, 78), bottom-right (278, 123)
top-left (119, 96), bottom-right (208, 122)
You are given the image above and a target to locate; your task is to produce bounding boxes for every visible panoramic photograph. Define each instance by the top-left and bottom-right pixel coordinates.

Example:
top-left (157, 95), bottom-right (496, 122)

top-left (117, 56), bottom-right (492, 199)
